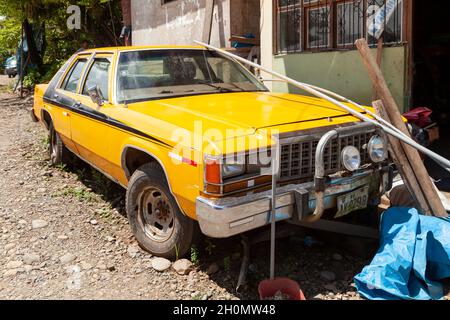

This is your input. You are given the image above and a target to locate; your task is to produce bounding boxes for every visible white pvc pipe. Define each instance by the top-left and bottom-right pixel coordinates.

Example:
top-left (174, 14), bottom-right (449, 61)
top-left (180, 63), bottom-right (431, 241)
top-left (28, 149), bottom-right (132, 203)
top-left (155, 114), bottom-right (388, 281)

top-left (195, 40), bottom-right (450, 172)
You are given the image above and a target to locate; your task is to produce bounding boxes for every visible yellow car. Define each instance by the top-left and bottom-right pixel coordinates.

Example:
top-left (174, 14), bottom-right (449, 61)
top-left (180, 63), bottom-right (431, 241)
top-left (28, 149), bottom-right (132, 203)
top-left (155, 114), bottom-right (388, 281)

top-left (32, 46), bottom-right (392, 259)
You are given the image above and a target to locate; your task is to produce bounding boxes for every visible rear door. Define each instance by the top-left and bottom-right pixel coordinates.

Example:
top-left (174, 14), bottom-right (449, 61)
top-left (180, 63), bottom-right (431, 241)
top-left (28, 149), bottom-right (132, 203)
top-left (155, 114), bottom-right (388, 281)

top-left (49, 54), bottom-right (91, 154)
top-left (69, 53), bottom-right (114, 174)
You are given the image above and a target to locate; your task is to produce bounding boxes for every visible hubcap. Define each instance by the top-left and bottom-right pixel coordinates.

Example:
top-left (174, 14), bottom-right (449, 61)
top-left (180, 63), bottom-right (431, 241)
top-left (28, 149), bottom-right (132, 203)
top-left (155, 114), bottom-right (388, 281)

top-left (137, 187), bottom-right (175, 242)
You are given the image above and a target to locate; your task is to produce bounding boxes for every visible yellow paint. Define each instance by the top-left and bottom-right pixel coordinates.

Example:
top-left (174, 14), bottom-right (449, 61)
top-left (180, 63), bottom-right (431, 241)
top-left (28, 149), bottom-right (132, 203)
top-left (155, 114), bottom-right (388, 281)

top-left (32, 46), bottom-right (376, 220)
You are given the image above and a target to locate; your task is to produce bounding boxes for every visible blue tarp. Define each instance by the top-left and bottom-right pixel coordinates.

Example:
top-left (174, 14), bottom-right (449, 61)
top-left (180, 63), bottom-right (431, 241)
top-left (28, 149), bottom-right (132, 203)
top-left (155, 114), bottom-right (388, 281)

top-left (354, 207), bottom-right (450, 300)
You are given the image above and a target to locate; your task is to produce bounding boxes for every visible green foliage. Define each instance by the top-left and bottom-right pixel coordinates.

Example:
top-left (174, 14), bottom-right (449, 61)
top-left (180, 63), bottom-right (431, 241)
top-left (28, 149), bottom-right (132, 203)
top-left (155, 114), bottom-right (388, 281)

top-left (223, 256), bottom-right (231, 272)
top-left (190, 245), bottom-right (199, 266)
top-left (23, 69), bottom-right (41, 88)
top-left (0, 0), bottom-right (122, 85)
top-left (60, 186), bottom-right (95, 202)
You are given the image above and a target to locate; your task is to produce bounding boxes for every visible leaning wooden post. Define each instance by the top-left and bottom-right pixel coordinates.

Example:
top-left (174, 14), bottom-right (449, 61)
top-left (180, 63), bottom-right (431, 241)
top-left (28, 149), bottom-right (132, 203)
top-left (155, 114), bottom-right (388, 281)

top-left (373, 100), bottom-right (427, 212)
top-left (356, 38), bottom-right (447, 217)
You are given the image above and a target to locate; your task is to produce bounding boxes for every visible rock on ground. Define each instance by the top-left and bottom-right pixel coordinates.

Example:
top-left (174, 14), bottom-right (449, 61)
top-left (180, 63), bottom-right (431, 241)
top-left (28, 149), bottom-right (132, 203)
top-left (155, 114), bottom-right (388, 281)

top-left (151, 258), bottom-right (172, 272)
top-left (172, 259), bottom-right (193, 275)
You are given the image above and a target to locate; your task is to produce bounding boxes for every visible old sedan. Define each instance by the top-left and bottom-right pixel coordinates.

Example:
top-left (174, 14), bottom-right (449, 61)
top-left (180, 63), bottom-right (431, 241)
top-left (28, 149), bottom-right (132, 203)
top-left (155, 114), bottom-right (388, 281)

top-left (32, 46), bottom-right (392, 258)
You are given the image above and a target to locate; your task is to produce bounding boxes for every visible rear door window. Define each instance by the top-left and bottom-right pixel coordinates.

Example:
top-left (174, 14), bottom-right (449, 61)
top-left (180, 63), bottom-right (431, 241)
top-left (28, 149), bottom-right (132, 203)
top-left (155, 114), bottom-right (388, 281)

top-left (61, 58), bottom-right (88, 93)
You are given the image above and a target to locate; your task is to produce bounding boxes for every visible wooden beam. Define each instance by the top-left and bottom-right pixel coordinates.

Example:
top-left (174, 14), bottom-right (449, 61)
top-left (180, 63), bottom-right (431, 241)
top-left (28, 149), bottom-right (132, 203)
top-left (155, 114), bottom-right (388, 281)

top-left (372, 37), bottom-right (383, 101)
top-left (356, 38), bottom-right (447, 217)
top-left (202, 0), bottom-right (215, 44)
top-left (373, 100), bottom-right (428, 213)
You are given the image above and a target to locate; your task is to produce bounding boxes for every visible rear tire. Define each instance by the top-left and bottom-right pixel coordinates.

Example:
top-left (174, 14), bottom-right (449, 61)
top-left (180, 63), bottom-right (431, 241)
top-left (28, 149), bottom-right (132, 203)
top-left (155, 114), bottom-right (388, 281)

top-left (126, 162), bottom-right (196, 259)
top-left (48, 123), bottom-right (72, 166)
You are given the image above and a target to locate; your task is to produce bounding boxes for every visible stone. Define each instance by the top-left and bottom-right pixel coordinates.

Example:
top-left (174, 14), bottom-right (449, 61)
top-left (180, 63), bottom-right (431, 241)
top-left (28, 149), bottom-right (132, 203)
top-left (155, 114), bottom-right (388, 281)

top-left (206, 263), bottom-right (219, 275)
top-left (3, 269), bottom-right (18, 277)
top-left (80, 261), bottom-right (93, 270)
top-left (89, 219), bottom-right (98, 225)
top-left (172, 259), bottom-right (193, 275)
top-left (23, 253), bottom-right (40, 265)
top-left (58, 235), bottom-right (69, 240)
top-left (6, 260), bottom-right (23, 269)
top-left (32, 219), bottom-right (48, 229)
top-left (320, 271), bottom-right (336, 282)
top-left (60, 253), bottom-right (76, 264)
top-left (4, 243), bottom-right (14, 251)
top-left (151, 257), bottom-right (172, 272)
top-left (127, 245), bottom-right (139, 258)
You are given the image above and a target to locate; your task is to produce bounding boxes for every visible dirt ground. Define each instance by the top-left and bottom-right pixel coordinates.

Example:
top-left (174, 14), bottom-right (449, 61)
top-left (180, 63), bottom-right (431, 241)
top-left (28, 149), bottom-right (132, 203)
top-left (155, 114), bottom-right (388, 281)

top-left (0, 75), bottom-right (448, 300)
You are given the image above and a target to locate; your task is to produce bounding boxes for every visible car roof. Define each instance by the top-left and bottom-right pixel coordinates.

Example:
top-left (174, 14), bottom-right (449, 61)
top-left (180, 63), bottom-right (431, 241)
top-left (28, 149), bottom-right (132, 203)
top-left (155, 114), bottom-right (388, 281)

top-left (79, 45), bottom-right (206, 54)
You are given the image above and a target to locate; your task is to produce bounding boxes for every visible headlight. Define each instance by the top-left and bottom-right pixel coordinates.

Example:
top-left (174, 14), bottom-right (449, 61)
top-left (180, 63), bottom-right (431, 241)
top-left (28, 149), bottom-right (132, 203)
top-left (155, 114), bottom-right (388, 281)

top-left (341, 146), bottom-right (361, 171)
top-left (222, 163), bottom-right (245, 179)
top-left (368, 135), bottom-right (388, 163)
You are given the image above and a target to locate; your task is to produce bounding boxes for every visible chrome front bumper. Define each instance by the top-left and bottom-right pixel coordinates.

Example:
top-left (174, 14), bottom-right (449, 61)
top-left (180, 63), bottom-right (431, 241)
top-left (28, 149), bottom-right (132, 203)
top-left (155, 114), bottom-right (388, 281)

top-left (196, 167), bottom-right (389, 238)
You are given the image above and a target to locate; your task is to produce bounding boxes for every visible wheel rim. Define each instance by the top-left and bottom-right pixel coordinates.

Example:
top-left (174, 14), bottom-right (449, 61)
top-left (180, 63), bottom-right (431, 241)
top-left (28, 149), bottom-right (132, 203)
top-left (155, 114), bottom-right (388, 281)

top-left (137, 186), bottom-right (175, 242)
top-left (50, 130), bottom-right (58, 163)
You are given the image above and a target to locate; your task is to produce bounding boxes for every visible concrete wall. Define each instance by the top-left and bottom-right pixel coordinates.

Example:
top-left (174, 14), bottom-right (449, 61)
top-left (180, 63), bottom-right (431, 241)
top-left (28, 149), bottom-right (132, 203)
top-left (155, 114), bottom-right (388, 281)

top-left (131, 0), bottom-right (230, 47)
top-left (271, 47), bottom-right (408, 111)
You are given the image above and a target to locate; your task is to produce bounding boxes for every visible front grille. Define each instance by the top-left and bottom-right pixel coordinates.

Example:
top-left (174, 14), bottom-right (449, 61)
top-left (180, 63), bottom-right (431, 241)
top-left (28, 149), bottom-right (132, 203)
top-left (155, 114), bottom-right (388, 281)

top-left (279, 131), bottom-right (373, 181)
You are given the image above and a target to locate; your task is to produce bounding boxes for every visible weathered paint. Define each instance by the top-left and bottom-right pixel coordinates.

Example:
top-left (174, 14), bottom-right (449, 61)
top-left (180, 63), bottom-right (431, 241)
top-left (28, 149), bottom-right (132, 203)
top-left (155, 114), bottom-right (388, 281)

top-left (131, 0), bottom-right (231, 47)
top-left (271, 46), bottom-right (408, 112)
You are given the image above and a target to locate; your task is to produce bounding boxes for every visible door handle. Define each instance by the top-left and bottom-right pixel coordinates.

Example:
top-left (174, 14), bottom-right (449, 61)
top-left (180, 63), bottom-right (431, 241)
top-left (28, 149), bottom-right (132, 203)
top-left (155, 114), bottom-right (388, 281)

top-left (62, 111), bottom-right (70, 117)
top-left (74, 101), bottom-right (81, 107)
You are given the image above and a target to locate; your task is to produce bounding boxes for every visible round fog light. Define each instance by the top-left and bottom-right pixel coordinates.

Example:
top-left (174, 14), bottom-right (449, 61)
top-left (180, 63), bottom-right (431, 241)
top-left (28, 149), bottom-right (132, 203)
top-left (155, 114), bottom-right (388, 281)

top-left (341, 146), bottom-right (361, 172)
top-left (368, 135), bottom-right (388, 163)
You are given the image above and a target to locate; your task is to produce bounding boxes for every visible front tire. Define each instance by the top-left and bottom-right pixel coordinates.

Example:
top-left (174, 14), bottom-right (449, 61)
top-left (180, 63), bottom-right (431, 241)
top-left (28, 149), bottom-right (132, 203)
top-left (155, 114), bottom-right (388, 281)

top-left (126, 162), bottom-right (195, 259)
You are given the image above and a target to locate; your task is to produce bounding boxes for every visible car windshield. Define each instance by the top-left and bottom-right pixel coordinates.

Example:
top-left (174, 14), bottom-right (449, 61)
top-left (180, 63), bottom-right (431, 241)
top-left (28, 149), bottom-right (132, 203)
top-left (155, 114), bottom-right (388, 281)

top-left (116, 49), bottom-right (267, 103)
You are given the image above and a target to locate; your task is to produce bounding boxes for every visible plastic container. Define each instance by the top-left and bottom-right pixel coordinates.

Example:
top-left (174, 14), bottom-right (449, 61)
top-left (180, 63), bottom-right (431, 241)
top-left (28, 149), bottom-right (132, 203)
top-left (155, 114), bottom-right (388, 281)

top-left (258, 277), bottom-right (306, 300)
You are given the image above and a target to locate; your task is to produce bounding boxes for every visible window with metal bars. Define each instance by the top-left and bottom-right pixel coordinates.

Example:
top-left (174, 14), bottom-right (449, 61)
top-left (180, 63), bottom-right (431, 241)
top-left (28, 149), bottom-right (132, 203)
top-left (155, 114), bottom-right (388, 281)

top-left (275, 0), bottom-right (403, 54)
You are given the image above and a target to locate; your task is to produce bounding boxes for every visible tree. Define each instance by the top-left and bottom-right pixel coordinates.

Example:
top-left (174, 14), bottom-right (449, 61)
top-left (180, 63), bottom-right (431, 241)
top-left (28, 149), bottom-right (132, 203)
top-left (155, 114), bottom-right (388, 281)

top-left (0, 0), bottom-right (122, 83)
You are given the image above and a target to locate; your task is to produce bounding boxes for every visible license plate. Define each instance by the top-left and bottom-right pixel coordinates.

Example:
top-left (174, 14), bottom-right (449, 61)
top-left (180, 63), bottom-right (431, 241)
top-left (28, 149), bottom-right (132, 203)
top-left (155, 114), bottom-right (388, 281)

top-left (335, 186), bottom-right (369, 218)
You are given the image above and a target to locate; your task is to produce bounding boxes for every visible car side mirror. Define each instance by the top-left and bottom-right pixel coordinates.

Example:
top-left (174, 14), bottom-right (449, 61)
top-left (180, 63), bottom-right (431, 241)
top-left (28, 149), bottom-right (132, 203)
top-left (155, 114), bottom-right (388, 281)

top-left (87, 85), bottom-right (105, 106)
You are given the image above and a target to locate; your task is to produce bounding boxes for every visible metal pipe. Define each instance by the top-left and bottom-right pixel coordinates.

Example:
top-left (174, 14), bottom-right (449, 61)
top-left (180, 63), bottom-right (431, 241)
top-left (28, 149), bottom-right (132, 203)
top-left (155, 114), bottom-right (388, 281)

top-left (269, 136), bottom-right (279, 280)
top-left (302, 130), bottom-right (338, 223)
top-left (195, 41), bottom-right (450, 172)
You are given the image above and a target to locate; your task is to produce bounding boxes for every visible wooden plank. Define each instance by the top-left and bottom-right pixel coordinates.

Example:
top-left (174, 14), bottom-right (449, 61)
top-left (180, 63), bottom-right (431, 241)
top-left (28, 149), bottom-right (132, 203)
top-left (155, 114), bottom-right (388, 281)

top-left (229, 35), bottom-right (260, 46)
top-left (356, 38), bottom-right (447, 217)
top-left (373, 100), bottom-right (428, 213)
top-left (372, 37), bottom-right (383, 101)
top-left (202, 0), bottom-right (215, 44)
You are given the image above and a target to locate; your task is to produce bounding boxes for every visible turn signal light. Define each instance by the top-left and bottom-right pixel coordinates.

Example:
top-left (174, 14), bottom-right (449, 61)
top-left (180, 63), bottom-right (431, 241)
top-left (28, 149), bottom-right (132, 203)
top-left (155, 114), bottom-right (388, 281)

top-left (205, 157), bottom-right (221, 184)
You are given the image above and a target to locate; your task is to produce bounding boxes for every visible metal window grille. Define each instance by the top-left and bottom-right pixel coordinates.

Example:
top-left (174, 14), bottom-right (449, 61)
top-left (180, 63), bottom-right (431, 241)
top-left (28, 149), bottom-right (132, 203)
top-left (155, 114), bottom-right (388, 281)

top-left (276, 0), bottom-right (403, 54)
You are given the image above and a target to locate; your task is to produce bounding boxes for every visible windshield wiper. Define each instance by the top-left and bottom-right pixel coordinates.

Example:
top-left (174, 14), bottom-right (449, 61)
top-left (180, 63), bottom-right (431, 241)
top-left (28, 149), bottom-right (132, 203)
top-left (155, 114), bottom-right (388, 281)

top-left (196, 81), bottom-right (234, 93)
top-left (158, 89), bottom-right (174, 94)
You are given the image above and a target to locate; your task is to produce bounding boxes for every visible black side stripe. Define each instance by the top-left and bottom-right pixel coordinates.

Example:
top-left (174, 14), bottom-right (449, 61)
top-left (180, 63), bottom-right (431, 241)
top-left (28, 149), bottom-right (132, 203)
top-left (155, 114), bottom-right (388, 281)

top-left (43, 96), bottom-right (172, 149)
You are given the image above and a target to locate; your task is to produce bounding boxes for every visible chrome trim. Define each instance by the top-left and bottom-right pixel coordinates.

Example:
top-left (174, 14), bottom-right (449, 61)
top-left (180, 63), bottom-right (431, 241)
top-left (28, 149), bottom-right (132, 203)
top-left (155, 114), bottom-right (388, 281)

top-left (196, 167), bottom-right (385, 238)
top-left (303, 130), bottom-right (338, 223)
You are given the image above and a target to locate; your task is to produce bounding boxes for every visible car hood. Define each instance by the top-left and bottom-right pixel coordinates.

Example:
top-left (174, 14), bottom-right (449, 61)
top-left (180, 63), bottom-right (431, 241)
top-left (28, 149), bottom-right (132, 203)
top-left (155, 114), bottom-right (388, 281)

top-left (124, 92), bottom-right (370, 152)
top-left (129, 92), bottom-right (367, 129)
